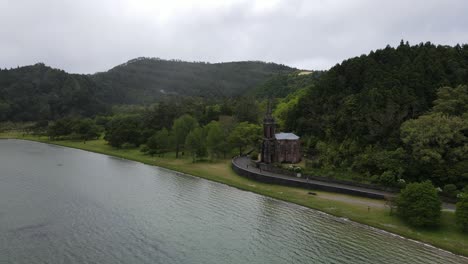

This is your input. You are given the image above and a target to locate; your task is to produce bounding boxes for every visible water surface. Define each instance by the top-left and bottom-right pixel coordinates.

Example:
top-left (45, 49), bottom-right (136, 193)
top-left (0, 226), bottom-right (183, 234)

top-left (0, 140), bottom-right (466, 263)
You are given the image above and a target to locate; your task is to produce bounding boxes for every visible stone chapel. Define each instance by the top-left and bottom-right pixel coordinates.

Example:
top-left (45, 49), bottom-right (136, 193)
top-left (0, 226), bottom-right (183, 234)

top-left (260, 101), bottom-right (301, 164)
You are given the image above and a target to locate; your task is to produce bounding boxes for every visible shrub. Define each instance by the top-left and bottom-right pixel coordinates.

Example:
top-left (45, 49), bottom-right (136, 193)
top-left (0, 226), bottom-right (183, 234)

top-left (396, 181), bottom-right (442, 227)
top-left (397, 178), bottom-right (406, 188)
top-left (456, 193), bottom-right (468, 232)
top-left (443, 184), bottom-right (458, 199)
top-left (250, 151), bottom-right (259, 160)
top-left (379, 171), bottom-right (396, 187)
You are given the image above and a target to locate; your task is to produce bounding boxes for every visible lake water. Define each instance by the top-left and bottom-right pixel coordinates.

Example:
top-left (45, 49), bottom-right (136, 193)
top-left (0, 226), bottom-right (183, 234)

top-left (0, 139), bottom-right (466, 264)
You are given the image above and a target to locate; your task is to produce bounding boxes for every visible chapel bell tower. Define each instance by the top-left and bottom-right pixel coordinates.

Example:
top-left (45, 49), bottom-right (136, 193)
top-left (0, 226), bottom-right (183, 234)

top-left (261, 100), bottom-right (276, 163)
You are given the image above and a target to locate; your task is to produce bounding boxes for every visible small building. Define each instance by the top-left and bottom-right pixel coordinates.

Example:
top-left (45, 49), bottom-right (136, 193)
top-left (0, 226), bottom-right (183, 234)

top-left (261, 102), bottom-right (301, 164)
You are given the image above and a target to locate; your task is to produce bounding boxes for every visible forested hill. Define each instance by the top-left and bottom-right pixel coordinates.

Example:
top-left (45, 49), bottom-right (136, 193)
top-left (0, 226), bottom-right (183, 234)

top-left (281, 41), bottom-right (468, 189)
top-left (0, 59), bottom-right (294, 121)
top-left (286, 42), bottom-right (468, 140)
top-left (0, 63), bottom-right (106, 121)
top-left (252, 70), bottom-right (323, 98)
top-left (91, 57), bottom-right (294, 104)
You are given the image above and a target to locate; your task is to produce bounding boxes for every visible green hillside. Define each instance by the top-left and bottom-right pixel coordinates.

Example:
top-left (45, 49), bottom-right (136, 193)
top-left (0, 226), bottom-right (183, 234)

top-left (0, 58), bottom-right (294, 121)
top-left (0, 63), bottom-right (106, 121)
top-left (281, 41), bottom-right (468, 190)
top-left (92, 57), bottom-right (294, 104)
top-left (252, 70), bottom-right (323, 98)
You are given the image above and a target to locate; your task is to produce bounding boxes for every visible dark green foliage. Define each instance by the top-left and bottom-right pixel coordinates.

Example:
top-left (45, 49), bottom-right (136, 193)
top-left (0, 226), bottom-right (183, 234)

top-left (253, 71), bottom-right (322, 98)
top-left (185, 127), bottom-right (207, 161)
top-left (0, 64), bottom-right (107, 121)
top-left (28, 120), bottom-right (49, 135)
top-left (228, 122), bottom-right (262, 155)
top-left (250, 151), bottom-right (259, 160)
top-left (71, 118), bottom-right (100, 141)
top-left (92, 58), bottom-right (294, 104)
top-left (234, 97), bottom-right (260, 123)
top-left (104, 115), bottom-right (144, 148)
top-left (286, 42), bottom-right (468, 188)
top-left (205, 121), bottom-right (226, 160)
top-left (288, 42), bottom-right (468, 143)
top-left (397, 181), bottom-right (442, 228)
top-left (456, 193), bottom-right (468, 232)
top-left (0, 59), bottom-right (293, 122)
top-left (145, 128), bottom-right (172, 156)
top-left (47, 118), bottom-right (99, 141)
top-left (443, 184), bottom-right (459, 199)
top-left (432, 85), bottom-right (468, 116)
top-left (400, 93), bottom-right (467, 187)
top-left (172, 114), bottom-right (199, 158)
top-left (48, 118), bottom-right (74, 139)
top-left (352, 146), bottom-right (406, 181)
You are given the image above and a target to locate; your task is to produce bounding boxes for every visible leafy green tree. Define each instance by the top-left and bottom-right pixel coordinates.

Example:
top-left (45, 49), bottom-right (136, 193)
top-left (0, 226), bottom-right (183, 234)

top-left (0, 101), bottom-right (10, 121)
top-left (104, 115), bottom-right (143, 148)
top-left (185, 127), bottom-right (207, 161)
top-left (146, 128), bottom-right (172, 156)
top-left (399, 85), bottom-right (468, 187)
top-left (172, 114), bottom-right (198, 158)
top-left (432, 85), bottom-right (468, 116)
top-left (28, 120), bottom-right (49, 135)
top-left (72, 118), bottom-right (100, 141)
top-left (202, 104), bottom-right (222, 124)
top-left (273, 88), bottom-right (307, 130)
top-left (443, 184), bottom-right (459, 199)
top-left (205, 121), bottom-right (225, 160)
top-left (228, 122), bottom-right (262, 155)
top-left (234, 97), bottom-right (260, 123)
top-left (352, 146), bottom-right (407, 186)
top-left (401, 113), bottom-right (467, 166)
top-left (456, 193), bottom-right (468, 232)
top-left (47, 118), bottom-right (74, 139)
top-left (396, 181), bottom-right (442, 227)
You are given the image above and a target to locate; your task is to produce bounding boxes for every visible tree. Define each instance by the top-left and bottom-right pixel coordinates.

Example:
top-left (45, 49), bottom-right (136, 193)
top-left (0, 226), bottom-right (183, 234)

top-left (146, 128), bottom-right (172, 156)
top-left (234, 97), bottom-right (260, 123)
top-left (205, 121), bottom-right (225, 160)
top-left (400, 113), bottom-right (467, 186)
top-left (401, 113), bottom-right (467, 164)
top-left (47, 118), bottom-right (74, 139)
top-left (185, 127), bottom-right (207, 161)
top-left (456, 193), bottom-right (468, 232)
top-left (396, 181), bottom-right (442, 227)
top-left (228, 122), bottom-right (262, 156)
top-left (172, 114), bottom-right (198, 158)
top-left (104, 115), bottom-right (143, 148)
top-left (432, 85), bottom-right (468, 116)
top-left (72, 118), bottom-right (100, 142)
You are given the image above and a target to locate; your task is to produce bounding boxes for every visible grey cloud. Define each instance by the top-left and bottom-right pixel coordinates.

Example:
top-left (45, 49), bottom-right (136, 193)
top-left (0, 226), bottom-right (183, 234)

top-left (1, 0), bottom-right (467, 73)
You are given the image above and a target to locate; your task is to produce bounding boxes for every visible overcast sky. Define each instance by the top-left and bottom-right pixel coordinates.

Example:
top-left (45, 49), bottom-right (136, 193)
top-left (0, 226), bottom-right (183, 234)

top-left (1, 0), bottom-right (467, 73)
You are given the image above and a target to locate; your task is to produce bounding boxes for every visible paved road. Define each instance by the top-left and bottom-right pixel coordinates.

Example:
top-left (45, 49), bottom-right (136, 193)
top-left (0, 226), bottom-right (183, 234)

top-left (233, 156), bottom-right (455, 211)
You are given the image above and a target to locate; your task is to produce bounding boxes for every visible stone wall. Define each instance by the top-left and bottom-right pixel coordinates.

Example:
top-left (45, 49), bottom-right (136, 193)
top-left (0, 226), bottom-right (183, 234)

top-left (257, 162), bottom-right (399, 193)
top-left (232, 157), bottom-right (389, 200)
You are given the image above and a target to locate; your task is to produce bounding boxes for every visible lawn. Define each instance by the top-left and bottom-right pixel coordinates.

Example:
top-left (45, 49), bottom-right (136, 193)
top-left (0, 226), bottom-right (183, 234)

top-left (1, 132), bottom-right (468, 257)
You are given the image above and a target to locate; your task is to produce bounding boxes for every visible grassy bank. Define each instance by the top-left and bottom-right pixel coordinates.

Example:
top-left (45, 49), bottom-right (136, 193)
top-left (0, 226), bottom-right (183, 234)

top-left (1, 132), bottom-right (467, 257)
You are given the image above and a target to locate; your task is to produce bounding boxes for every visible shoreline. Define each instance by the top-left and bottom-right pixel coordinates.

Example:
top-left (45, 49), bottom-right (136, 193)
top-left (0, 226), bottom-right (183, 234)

top-left (1, 135), bottom-right (467, 257)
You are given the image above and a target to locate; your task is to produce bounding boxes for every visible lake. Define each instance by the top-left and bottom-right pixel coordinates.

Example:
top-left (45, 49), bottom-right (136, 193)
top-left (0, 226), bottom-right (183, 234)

top-left (0, 139), bottom-right (466, 263)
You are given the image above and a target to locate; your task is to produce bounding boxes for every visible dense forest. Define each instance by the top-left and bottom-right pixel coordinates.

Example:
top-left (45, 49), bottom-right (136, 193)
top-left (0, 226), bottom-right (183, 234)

top-left (281, 41), bottom-right (468, 194)
top-left (0, 64), bottom-right (107, 121)
top-left (93, 57), bottom-right (294, 104)
top-left (252, 70), bottom-right (322, 98)
top-left (0, 58), bottom-right (293, 121)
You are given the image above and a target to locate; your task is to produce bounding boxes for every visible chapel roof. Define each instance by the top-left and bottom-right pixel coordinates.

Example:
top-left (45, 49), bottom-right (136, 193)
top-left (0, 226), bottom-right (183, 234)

top-left (275, 132), bottom-right (300, 140)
